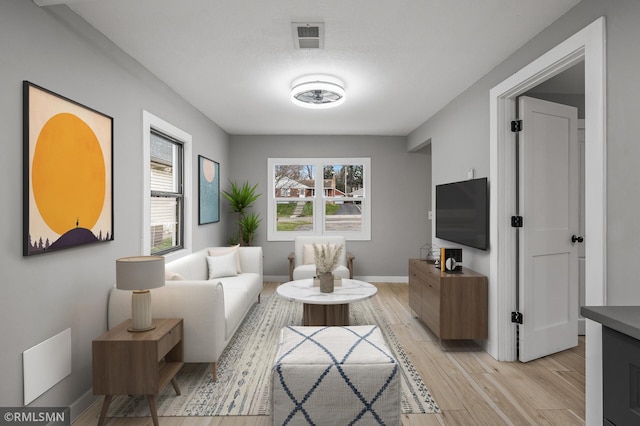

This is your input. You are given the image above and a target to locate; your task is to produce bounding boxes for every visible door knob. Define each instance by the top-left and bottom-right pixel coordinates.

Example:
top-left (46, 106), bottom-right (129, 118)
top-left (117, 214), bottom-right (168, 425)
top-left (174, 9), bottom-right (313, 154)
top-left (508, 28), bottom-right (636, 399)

top-left (571, 235), bottom-right (584, 243)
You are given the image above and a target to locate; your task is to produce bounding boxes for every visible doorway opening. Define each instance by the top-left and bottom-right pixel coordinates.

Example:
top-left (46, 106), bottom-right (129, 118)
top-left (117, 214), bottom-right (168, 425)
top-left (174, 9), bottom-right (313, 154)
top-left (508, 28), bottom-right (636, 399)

top-left (489, 16), bottom-right (606, 423)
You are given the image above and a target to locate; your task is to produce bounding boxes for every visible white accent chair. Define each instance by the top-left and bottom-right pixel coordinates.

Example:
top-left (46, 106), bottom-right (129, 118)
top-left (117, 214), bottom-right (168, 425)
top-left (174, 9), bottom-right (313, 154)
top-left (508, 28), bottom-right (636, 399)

top-left (288, 235), bottom-right (355, 281)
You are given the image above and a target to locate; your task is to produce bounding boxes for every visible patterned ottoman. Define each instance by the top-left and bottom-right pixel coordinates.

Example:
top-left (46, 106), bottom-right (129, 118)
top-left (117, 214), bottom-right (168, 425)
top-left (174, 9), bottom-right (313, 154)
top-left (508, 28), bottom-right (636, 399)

top-left (272, 325), bottom-right (400, 425)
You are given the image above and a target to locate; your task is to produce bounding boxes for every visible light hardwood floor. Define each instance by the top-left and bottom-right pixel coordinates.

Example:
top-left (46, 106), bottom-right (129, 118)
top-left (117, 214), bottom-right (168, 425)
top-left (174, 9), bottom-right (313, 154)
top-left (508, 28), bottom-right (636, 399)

top-left (75, 282), bottom-right (584, 425)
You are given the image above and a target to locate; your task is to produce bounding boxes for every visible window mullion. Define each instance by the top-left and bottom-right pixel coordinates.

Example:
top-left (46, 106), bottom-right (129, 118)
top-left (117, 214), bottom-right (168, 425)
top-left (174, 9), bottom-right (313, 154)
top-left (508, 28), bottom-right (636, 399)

top-left (316, 165), bottom-right (325, 234)
top-left (151, 190), bottom-right (182, 198)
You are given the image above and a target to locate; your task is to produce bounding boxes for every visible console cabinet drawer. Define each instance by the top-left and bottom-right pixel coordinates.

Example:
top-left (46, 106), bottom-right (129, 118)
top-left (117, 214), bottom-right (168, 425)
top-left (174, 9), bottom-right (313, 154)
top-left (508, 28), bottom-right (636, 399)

top-left (408, 259), bottom-right (487, 340)
top-left (421, 279), bottom-right (440, 334)
top-left (408, 273), bottom-right (422, 317)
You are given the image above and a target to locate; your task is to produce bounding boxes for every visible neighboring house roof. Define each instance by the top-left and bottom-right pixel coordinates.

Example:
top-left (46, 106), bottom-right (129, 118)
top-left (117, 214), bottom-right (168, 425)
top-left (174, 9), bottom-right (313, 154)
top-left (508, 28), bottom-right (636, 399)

top-left (298, 178), bottom-right (336, 189)
top-left (275, 176), bottom-right (310, 190)
top-left (350, 188), bottom-right (364, 197)
top-left (299, 179), bottom-right (314, 188)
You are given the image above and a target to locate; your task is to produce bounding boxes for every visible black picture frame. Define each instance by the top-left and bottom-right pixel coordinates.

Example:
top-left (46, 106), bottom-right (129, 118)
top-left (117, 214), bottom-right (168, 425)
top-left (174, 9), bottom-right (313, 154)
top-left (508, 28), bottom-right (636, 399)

top-left (23, 81), bottom-right (114, 255)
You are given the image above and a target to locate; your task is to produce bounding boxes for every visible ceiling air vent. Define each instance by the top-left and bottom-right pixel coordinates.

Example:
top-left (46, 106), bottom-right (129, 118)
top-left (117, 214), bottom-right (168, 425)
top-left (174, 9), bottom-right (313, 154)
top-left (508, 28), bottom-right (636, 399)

top-left (292, 22), bottom-right (324, 49)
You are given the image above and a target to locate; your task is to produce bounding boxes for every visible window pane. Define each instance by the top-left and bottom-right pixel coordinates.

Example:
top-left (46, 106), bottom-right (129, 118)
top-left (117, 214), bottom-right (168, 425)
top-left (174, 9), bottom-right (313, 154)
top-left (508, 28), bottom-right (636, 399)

top-left (150, 196), bottom-right (181, 254)
top-left (276, 201), bottom-right (314, 232)
top-left (324, 199), bottom-right (363, 232)
top-left (150, 132), bottom-right (180, 192)
top-left (322, 163), bottom-right (364, 232)
top-left (149, 130), bottom-right (183, 254)
top-left (323, 164), bottom-right (364, 197)
top-left (274, 164), bottom-right (315, 198)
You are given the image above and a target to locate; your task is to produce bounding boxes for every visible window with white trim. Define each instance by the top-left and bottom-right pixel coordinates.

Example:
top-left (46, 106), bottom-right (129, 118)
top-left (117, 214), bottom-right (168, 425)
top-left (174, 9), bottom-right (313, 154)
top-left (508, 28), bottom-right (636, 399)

top-left (267, 158), bottom-right (371, 241)
top-left (143, 111), bottom-right (192, 258)
top-left (150, 131), bottom-right (184, 254)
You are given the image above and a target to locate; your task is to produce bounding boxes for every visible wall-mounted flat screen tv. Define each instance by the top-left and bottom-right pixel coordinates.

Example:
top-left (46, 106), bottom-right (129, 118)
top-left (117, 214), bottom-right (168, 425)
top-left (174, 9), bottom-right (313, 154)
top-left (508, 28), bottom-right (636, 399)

top-left (435, 177), bottom-right (489, 250)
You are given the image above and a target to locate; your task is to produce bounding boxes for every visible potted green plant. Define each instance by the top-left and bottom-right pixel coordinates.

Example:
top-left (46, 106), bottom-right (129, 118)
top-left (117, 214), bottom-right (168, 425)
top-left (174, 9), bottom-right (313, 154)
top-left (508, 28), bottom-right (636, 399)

top-left (239, 212), bottom-right (262, 246)
top-left (221, 181), bottom-right (261, 246)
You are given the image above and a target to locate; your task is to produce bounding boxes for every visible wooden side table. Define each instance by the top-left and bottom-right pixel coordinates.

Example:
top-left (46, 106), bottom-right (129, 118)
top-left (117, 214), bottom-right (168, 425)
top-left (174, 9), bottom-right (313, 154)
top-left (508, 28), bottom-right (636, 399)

top-left (92, 318), bottom-right (184, 426)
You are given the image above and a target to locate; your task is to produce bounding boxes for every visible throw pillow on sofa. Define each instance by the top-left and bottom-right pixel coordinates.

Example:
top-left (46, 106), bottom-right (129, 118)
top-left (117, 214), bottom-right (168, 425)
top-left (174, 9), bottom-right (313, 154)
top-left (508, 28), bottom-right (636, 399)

top-left (208, 245), bottom-right (242, 273)
top-left (207, 251), bottom-right (239, 279)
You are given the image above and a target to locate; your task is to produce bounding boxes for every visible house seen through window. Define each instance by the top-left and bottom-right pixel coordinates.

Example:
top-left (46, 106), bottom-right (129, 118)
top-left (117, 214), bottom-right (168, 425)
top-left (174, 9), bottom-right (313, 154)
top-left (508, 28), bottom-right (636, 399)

top-left (150, 130), bottom-right (184, 254)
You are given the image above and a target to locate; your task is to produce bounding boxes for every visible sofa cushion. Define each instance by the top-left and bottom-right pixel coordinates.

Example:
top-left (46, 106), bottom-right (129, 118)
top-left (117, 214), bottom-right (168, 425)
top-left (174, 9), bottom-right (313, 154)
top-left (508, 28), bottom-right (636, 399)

top-left (208, 245), bottom-right (242, 273)
top-left (222, 285), bottom-right (249, 340)
top-left (219, 273), bottom-right (262, 338)
top-left (220, 273), bottom-right (261, 300)
top-left (207, 251), bottom-right (239, 279)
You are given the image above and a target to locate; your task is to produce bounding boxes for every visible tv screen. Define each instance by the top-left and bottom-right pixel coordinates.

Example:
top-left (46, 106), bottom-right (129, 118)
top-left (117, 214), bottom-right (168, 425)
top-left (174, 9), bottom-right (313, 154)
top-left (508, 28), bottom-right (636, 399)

top-left (435, 177), bottom-right (489, 250)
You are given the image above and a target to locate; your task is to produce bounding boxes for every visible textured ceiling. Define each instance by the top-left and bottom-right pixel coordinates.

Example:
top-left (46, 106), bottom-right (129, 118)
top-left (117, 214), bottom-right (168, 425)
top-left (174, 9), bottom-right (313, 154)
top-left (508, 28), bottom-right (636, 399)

top-left (60, 0), bottom-right (582, 136)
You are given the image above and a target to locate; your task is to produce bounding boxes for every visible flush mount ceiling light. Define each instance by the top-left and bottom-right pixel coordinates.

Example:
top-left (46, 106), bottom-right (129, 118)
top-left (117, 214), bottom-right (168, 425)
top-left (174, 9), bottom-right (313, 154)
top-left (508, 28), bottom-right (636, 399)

top-left (290, 76), bottom-right (345, 109)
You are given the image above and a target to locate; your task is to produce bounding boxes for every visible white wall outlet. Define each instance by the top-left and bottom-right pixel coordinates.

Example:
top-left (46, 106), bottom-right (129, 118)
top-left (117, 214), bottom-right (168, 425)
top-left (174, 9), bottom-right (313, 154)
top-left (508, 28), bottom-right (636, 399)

top-left (428, 210), bottom-right (433, 220)
top-left (467, 168), bottom-right (475, 179)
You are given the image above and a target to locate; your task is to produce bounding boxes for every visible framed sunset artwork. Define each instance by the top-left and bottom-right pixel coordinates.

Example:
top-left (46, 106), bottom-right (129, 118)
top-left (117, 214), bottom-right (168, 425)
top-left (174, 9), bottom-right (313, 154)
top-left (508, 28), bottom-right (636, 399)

top-left (23, 81), bottom-right (114, 256)
top-left (198, 155), bottom-right (220, 224)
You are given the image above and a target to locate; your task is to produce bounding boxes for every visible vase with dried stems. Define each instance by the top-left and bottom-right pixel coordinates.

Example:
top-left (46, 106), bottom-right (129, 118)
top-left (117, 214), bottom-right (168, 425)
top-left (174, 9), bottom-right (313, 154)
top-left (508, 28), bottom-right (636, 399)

top-left (313, 243), bottom-right (343, 293)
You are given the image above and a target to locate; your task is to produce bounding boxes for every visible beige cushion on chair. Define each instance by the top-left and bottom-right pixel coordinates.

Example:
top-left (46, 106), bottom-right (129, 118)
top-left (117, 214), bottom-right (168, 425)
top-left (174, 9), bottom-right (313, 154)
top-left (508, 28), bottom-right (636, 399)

top-left (302, 243), bottom-right (337, 265)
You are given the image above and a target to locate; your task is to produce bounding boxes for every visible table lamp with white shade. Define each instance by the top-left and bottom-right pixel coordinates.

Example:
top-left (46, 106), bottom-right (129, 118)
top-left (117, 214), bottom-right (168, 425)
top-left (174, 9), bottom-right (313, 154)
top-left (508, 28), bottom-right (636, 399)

top-left (115, 256), bottom-right (165, 332)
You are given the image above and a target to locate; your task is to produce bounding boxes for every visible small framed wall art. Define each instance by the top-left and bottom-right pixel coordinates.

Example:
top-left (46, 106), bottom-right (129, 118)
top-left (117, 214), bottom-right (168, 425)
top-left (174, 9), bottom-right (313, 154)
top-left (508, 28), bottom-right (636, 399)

top-left (23, 81), bottom-right (114, 255)
top-left (198, 155), bottom-right (220, 224)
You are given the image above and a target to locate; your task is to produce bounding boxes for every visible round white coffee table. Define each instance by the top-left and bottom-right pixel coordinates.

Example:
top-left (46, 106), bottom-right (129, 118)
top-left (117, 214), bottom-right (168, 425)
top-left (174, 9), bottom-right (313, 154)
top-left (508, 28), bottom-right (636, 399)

top-left (276, 278), bottom-right (377, 326)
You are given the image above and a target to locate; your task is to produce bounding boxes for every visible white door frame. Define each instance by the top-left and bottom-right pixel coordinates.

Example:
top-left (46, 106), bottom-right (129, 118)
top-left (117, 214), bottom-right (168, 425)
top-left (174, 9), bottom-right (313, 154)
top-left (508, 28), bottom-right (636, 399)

top-left (489, 17), bottom-right (606, 425)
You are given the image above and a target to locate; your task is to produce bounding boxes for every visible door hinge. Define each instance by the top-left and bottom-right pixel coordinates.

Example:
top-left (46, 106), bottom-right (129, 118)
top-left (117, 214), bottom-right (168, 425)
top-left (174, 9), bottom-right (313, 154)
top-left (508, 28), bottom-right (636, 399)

top-left (511, 311), bottom-right (523, 324)
top-left (511, 120), bottom-right (523, 132)
top-left (511, 215), bottom-right (523, 228)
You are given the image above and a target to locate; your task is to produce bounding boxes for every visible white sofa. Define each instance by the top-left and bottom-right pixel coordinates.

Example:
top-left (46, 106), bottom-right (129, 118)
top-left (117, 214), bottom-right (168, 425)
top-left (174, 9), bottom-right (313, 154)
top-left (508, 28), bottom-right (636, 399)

top-left (108, 246), bottom-right (263, 380)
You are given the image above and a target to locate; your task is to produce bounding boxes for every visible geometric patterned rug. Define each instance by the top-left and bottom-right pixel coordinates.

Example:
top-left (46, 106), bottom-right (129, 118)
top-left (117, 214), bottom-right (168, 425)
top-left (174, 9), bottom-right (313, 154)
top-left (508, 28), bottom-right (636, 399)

top-left (106, 288), bottom-right (440, 417)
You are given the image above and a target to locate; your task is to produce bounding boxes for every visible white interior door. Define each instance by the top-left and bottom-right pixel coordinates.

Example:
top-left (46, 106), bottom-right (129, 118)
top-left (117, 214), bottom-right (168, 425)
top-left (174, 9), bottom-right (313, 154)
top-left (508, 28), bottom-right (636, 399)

top-left (577, 121), bottom-right (586, 335)
top-left (518, 96), bottom-right (579, 362)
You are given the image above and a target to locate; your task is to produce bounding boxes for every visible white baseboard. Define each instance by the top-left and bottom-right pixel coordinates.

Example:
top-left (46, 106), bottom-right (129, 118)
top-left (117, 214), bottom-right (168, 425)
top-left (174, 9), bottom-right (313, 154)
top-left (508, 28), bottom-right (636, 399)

top-left (264, 275), bottom-right (408, 283)
top-left (357, 276), bottom-right (408, 283)
top-left (70, 389), bottom-right (100, 422)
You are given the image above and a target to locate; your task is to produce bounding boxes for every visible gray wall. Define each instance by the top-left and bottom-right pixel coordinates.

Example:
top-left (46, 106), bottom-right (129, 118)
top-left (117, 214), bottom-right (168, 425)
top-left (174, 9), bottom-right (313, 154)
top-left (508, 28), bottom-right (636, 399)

top-left (228, 135), bottom-right (432, 278)
top-left (410, 80), bottom-right (492, 274)
top-left (409, 0), bottom-right (640, 304)
top-left (0, 1), bottom-right (230, 412)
